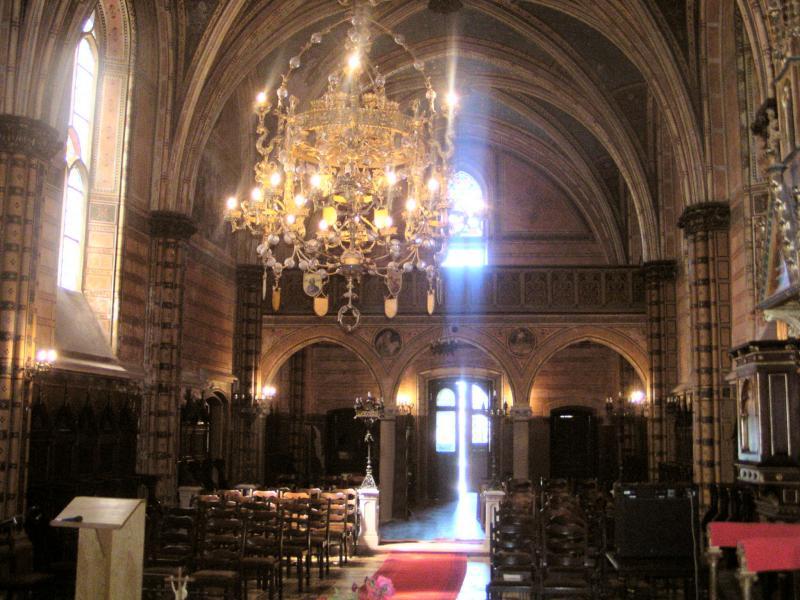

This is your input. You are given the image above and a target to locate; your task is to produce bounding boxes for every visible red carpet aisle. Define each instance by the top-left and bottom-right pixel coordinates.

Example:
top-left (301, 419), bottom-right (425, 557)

top-left (371, 552), bottom-right (468, 599)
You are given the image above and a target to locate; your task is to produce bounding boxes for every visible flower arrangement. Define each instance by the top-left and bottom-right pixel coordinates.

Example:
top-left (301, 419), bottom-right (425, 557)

top-left (319, 575), bottom-right (395, 600)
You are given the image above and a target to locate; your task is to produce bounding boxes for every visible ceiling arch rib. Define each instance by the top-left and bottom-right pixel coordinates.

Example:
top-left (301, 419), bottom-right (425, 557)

top-left (519, 0), bottom-right (705, 211)
top-left (387, 63), bottom-right (657, 261)
top-left (459, 118), bottom-right (624, 264)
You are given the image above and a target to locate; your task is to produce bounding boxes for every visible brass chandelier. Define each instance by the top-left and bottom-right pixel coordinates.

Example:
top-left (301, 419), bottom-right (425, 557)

top-left (225, 0), bottom-right (457, 331)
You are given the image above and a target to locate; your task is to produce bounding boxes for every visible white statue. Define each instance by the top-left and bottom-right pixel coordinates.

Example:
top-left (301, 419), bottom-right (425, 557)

top-left (168, 568), bottom-right (189, 600)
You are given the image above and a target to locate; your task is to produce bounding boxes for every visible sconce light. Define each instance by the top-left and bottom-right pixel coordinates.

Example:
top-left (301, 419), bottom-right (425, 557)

top-left (25, 348), bottom-right (57, 379)
top-left (257, 385), bottom-right (277, 414)
top-left (629, 390), bottom-right (645, 405)
top-left (396, 394), bottom-right (412, 415)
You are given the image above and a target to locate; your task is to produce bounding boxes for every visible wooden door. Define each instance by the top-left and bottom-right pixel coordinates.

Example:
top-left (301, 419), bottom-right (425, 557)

top-left (549, 406), bottom-right (598, 479)
top-left (429, 380), bottom-right (459, 500)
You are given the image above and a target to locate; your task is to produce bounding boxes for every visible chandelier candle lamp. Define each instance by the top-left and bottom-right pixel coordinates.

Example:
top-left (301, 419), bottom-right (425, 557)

top-left (225, 0), bottom-right (459, 331)
top-left (354, 391), bottom-right (385, 489)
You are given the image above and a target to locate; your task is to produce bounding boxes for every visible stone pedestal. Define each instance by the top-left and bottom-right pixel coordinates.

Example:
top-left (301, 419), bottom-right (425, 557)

top-left (177, 485), bottom-right (202, 509)
top-left (357, 487), bottom-right (380, 554)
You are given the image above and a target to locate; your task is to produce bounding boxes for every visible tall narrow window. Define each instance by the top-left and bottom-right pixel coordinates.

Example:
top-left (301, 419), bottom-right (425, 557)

top-left (443, 171), bottom-right (487, 268)
top-left (58, 14), bottom-right (98, 291)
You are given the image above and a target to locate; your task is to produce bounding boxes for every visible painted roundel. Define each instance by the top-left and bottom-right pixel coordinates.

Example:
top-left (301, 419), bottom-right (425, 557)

top-left (374, 328), bottom-right (403, 358)
top-left (507, 327), bottom-right (536, 356)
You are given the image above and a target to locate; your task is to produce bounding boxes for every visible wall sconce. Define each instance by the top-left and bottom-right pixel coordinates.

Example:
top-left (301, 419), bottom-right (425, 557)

top-left (25, 348), bottom-right (57, 379)
top-left (396, 394), bottom-right (412, 415)
top-left (258, 385), bottom-right (277, 414)
top-left (629, 390), bottom-right (645, 405)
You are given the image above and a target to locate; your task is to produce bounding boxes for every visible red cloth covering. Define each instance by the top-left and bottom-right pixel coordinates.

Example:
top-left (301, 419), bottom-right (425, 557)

top-left (708, 522), bottom-right (800, 548)
top-left (371, 552), bottom-right (467, 600)
top-left (738, 536), bottom-right (800, 573)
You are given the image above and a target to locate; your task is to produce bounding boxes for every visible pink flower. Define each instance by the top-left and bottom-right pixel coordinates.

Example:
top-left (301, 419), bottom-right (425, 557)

top-left (374, 575), bottom-right (395, 598)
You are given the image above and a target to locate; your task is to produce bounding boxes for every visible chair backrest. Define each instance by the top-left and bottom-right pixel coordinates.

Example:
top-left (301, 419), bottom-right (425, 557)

top-left (252, 490), bottom-right (279, 504)
top-left (244, 506), bottom-right (282, 557)
top-left (198, 517), bottom-right (244, 554)
top-left (281, 499), bottom-right (311, 547)
top-left (282, 491), bottom-right (310, 500)
top-left (309, 498), bottom-right (331, 537)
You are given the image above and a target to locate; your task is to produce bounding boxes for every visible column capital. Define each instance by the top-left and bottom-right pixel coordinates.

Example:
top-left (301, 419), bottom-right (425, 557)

top-left (0, 114), bottom-right (62, 160)
top-left (643, 260), bottom-right (677, 283)
top-left (149, 211), bottom-right (197, 240)
top-left (677, 202), bottom-right (730, 235)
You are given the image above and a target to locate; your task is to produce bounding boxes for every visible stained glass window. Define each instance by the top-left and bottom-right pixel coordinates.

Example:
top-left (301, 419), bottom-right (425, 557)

top-left (58, 13), bottom-right (97, 291)
top-left (444, 171), bottom-right (487, 267)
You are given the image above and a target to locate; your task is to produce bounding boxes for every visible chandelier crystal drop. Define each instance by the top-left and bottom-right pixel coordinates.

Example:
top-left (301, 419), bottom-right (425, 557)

top-left (225, 0), bottom-right (457, 331)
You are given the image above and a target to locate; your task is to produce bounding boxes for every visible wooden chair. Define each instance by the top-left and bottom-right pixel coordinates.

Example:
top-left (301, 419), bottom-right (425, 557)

top-left (191, 517), bottom-right (244, 600)
top-left (280, 499), bottom-right (311, 592)
top-left (308, 498), bottom-right (331, 578)
top-left (0, 517), bottom-right (54, 600)
top-left (240, 507), bottom-right (281, 600)
top-left (334, 488), bottom-right (359, 557)
top-left (321, 492), bottom-right (348, 565)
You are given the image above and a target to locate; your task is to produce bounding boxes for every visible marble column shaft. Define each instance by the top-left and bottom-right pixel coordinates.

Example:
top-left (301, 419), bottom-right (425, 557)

top-left (643, 260), bottom-right (677, 480)
top-left (678, 202), bottom-right (730, 503)
top-left (142, 211), bottom-right (196, 503)
top-left (0, 115), bottom-right (60, 518)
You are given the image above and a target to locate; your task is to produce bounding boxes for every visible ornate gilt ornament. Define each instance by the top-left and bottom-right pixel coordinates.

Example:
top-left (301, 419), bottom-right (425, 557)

top-left (225, 0), bottom-right (459, 331)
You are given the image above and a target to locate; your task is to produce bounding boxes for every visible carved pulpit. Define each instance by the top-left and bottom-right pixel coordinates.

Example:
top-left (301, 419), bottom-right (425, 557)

top-left (730, 342), bottom-right (800, 521)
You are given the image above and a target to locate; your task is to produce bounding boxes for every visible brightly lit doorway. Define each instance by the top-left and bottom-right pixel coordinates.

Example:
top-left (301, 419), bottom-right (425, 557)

top-left (429, 377), bottom-right (492, 500)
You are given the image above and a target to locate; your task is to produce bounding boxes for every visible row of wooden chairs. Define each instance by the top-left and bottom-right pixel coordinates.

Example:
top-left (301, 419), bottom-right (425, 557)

top-left (143, 489), bottom-right (359, 599)
top-left (486, 480), bottom-right (604, 599)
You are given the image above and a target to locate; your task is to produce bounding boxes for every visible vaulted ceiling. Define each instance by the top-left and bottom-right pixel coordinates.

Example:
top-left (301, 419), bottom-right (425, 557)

top-left (176, 0), bottom-right (702, 264)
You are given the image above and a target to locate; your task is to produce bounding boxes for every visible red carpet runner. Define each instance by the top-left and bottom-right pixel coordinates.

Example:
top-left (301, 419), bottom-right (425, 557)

top-left (371, 552), bottom-right (468, 600)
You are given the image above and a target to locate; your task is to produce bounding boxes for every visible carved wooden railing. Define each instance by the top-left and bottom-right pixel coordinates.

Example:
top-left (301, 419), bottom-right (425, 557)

top-left (266, 266), bottom-right (646, 316)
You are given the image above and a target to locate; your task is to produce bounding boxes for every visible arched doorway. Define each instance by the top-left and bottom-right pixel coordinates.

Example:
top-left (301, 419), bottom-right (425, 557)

top-left (530, 341), bottom-right (647, 484)
top-left (383, 338), bottom-right (511, 541)
top-left (264, 341), bottom-right (381, 488)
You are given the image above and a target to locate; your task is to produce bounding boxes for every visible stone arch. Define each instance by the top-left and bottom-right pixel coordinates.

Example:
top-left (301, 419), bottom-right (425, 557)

top-left (259, 327), bottom-right (388, 398)
top-left (525, 326), bottom-right (649, 412)
top-left (385, 324), bottom-right (525, 406)
top-left (734, 0), bottom-right (773, 102)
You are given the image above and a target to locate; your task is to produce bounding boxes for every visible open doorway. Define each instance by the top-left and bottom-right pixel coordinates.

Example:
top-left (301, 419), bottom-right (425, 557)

top-left (382, 375), bottom-right (493, 542)
top-left (429, 378), bottom-right (491, 500)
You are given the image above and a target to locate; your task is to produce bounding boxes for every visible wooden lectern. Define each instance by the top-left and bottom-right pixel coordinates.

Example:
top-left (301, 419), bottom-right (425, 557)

top-left (51, 496), bottom-right (146, 600)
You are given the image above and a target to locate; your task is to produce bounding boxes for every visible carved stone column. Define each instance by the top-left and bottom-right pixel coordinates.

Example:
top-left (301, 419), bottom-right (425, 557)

top-left (141, 211), bottom-right (196, 504)
top-left (643, 260), bottom-right (677, 480)
top-left (678, 202), bottom-right (731, 503)
top-left (0, 115), bottom-right (61, 518)
top-left (511, 405), bottom-right (532, 480)
top-left (230, 265), bottom-right (263, 484)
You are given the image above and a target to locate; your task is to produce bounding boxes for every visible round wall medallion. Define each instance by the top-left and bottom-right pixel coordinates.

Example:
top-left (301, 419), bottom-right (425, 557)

top-left (374, 328), bottom-right (403, 357)
top-left (508, 327), bottom-right (536, 356)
